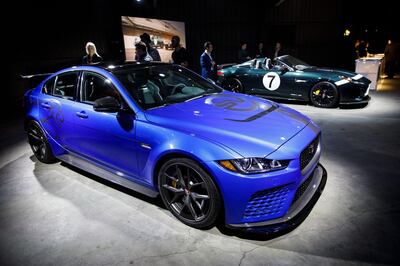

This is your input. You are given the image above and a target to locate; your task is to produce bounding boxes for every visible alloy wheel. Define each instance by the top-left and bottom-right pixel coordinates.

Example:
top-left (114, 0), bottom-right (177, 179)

top-left (160, 162), bottom-right (211, 222)
top-left (310, 82), bottom-right (338, 108)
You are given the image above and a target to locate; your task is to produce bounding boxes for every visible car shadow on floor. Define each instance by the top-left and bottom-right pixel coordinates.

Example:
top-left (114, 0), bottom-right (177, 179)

top-left (61, 161), bottom-right (167, 209)
top-left (30, 155), bottom-right (310, 241)
top-left (30, 155), bottom-right (166, 209)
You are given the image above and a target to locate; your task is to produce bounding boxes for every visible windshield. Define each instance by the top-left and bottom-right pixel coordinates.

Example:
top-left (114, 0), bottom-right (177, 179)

top-left (277, 55), bottom-right (310, 70)
top-left (114, 65), bottom-right (223, 110)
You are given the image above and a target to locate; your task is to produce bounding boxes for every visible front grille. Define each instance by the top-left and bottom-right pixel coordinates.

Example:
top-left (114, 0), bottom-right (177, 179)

top-left (292, 175), bottom-right (313, 205)
top-left (244, 185), bottom-right (290, 219)
top-left (300, 135), bottom-right (320, 170)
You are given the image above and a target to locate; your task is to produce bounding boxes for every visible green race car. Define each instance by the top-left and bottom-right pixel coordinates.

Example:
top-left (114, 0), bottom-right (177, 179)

top-left (217, 55), bottom-right (371, 108)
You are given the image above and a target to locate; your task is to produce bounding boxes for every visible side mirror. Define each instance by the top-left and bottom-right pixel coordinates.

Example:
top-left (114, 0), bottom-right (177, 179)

top-left (93, 96), bottom-right (122, 113)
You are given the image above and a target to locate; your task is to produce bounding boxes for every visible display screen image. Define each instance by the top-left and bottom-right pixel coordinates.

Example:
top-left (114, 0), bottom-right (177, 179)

top-left (121, 16), bottom-right (186, 62)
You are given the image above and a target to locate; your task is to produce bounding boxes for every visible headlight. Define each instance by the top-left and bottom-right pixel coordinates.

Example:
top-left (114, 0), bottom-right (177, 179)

top-left (218, 158), bottom-right (290, 174)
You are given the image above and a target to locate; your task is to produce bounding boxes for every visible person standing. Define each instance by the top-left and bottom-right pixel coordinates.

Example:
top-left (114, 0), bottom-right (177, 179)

top-left (200, 41), bottom-right (216, 79)
top-left (238, 43), bottom-right (251, 63)
top-left (273, 42), bottom-right (284, 59)
top-left (135, 42), bottom-right (153, 62)
top-left (255, 42), bottom-right (265, 58)
top-left (354, 39), bottom-right (361, 59)
top-left (139, 33), bottom-right (161, 61)
top-left (171, 36), bottom-right (189, 67)
top-left (82, 42), bottom-right (103, 65)
top-left (358, 40), bottom-right (367, 58)
top-left (384, 40), bottom-right (395, 79)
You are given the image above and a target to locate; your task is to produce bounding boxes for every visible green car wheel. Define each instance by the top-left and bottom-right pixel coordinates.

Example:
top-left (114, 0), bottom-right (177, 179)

top-left (223, 78), bottom-right (243, 93)
top-left (310, 81), bottom-right (339, 108)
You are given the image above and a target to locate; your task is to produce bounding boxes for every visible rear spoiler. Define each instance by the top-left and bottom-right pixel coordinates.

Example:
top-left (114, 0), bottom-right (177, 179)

top-left (20, 72), bottom-right (54, 91)
top-left (20, 73), bottom-right (53, 80)
top-left (217, 63), bottom-right (236, 70)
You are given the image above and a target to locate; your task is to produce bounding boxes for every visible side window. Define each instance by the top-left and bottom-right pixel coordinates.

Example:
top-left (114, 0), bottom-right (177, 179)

top-left (81, 72), bottom-right (121, 104)
top-left (54, 72), bottom-right (78, 99)
top-left (42, 77), bottom-right (55, 94)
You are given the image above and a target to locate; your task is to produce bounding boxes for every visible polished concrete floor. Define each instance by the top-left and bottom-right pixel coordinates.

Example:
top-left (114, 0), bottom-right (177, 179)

top-left (1, 79), bottom-right (400, 266)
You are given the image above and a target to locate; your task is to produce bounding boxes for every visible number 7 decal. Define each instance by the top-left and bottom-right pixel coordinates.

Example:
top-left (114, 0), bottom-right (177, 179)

top-left (263, 72), bottom-right (281, 91)
top-left (267, 75), bottom-right (275, 88)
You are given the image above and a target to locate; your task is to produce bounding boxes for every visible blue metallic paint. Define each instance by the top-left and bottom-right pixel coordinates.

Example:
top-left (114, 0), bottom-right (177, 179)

top-left (25, 64), bottom-right (325, 228)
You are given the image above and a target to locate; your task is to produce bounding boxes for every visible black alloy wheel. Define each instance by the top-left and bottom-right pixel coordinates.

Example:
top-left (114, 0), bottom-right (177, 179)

top-left (223, 78), bottom-right (243, 93)
top-left (27, 121), bottom-right (57, 163)
top-left (310, 81), bottom-right (339, 108)
top-left (158, 158), bottom-right (221, 229)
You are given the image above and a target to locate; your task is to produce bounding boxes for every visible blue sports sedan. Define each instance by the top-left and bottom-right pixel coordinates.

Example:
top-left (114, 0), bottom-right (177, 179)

top-left (24, 62), bottom-right (327, 232)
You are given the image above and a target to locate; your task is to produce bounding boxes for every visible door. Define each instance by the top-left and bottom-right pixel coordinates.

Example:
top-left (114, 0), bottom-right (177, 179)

top-left (278, 70), bottom-right (310, 100)
top-left (69, 71), bottom-right (140, 179)
top-left (38, 72), bottom-right (80, 146)
top-left (249, 68), bottom-right (281, 97)
top-left (269, 61), bottom-right (308, 100)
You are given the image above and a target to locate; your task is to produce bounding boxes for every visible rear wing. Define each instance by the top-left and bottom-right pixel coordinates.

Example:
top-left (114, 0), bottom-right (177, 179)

top-left (20, 72), bottom-right (53, 90)
top-left (20, 72), bottom-right (53, 80)
top-left (217, 63), bottom-right (236, 70)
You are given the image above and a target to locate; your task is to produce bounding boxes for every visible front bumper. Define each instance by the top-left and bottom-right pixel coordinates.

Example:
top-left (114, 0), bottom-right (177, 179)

top-left (203, 122), bottom-right (324, 227)
top-left (340, 95), bottom-right (370, 105)
top-left (227, 164), bottom-right (327, 233)
top-left (339, 81), bottom-right (371, 105)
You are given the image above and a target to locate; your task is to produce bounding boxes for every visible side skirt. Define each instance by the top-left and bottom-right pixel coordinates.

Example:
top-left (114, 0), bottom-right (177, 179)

top-left (58, 152), bottom-right (159, 198)
top-left (250, 93), bottom-right (309, 102)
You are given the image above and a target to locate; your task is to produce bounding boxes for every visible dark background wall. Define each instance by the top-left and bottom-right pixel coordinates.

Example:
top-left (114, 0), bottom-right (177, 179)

top-left (3, 0), bottom-right (398, 119)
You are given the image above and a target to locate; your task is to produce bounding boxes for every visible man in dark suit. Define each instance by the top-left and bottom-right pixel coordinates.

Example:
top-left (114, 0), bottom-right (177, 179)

top-left (238, 43), bottom-right (251, 63)
top-left (273, 42), bottom-right (285, 59)
top-left (200, 41), bottom-right (215, 79)
top-left (171, 36), bottom-right (189, 67)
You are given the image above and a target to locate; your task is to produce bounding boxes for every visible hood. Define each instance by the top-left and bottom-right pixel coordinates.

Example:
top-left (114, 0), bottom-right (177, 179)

top-left (303, 67), bottom-right (359, 80)
top-left (303, 67), bottom-right (371, 84)
top-left (144, 92), bottom-right (310, 158)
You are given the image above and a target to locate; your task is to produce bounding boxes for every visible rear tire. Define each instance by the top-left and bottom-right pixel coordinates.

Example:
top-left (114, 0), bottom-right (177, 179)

top-left (27, 120), bottom-right (57, 163)
top-left (223, 78), bottom-right (243, 93)
top-left (158, 158), bottom-right (221, 229)
top-left (310, 81), bottom-right (339, 108)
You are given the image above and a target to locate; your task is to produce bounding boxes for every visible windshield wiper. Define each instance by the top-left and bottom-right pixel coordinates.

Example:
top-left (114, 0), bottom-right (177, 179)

top-left (147, 102), bottom-right (176, 110)
top-left (184, 92), bottom-right (219, 102)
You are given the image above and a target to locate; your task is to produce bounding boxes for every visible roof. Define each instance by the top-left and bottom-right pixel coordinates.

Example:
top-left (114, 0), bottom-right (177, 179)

top-left (89, 61), bottom-right (171, 72)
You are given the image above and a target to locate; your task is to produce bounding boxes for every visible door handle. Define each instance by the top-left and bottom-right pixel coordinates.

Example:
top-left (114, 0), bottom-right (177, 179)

top-left (76, 111), bottom-right (88, 119)
top-left (40, 102), bottom-right (51, 109)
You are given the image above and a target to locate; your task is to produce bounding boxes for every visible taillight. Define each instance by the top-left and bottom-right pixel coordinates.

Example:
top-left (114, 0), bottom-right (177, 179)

top-left (217, 70), bottom-right (224, 76)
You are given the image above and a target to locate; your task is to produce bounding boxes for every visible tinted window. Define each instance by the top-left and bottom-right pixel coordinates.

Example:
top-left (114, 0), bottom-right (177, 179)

top-left (114, 65), bottom-right (222, 109)
top-left (80, 72), bottom-right (121, 104)
top-left (54, 72), bottom-right (78, 99)
top-left (42, 77), bottom-right (55, 94)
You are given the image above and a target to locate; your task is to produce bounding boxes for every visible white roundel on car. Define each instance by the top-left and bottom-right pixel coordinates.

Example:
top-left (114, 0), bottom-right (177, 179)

top-left (263, 72), bottom-right (281, 91)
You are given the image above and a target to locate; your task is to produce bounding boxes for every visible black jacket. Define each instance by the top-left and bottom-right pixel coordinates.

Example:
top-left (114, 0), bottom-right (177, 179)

top-left (82, 54), bottom-right (103, 65)
top-left (238, 49), bottom-right (250, 63)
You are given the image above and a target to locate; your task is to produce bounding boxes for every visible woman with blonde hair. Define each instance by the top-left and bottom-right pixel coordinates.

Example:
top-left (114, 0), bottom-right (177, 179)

top-left (82, 42), bottom-right (103, 65)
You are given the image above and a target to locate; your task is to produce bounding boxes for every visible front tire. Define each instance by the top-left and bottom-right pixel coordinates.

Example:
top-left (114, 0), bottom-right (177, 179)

top-left (27, 120), bottom-right (57, 163)
top-left (223, 78), bottom-right (243, 93)
top-left (310, 81), bottom-right (339, 108)
top-left (158, 158), bottom-right (221, 229)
